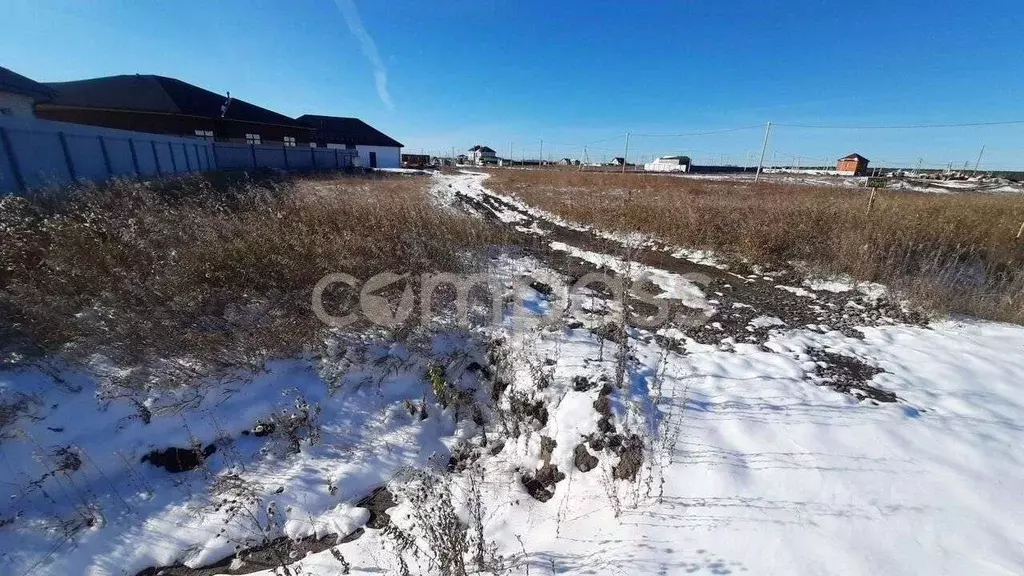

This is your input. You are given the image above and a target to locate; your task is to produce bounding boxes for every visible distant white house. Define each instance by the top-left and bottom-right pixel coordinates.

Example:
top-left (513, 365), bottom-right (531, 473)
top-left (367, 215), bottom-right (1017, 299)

top-left (0, 65), bottom-right (54, 118)
top-left (645, 155), bottom-right (691, 173)
top-left (469, 145), bottom-right (497, 165)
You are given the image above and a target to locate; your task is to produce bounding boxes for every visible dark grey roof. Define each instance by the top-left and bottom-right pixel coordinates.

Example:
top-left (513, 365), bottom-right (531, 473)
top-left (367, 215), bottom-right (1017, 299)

top-left (296, 115), bottom-right (403, 148)
top-left (840, 153), bottom-right (869, 162)
top-left (0, 66), bottom-right (55, 100)
top-left (469, 145), bottom-right (495, 153)
top-left (44, 74), bottom-right (307, 128)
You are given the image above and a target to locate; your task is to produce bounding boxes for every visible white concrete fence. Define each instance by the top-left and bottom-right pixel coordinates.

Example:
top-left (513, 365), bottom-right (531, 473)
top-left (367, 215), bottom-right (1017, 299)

top-left (0, 115), bottom-right (358, 194)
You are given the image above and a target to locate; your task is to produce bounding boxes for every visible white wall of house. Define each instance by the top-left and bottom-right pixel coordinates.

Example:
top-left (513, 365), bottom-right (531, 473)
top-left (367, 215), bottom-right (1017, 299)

top-left (0, 92), bottom-right (37, 118)
top-left (645, 158), bottom-right (690, 173)
top-left (355, 145), bottom-right (401, 169)
top-left (470, 149), bottom-right (497, 165)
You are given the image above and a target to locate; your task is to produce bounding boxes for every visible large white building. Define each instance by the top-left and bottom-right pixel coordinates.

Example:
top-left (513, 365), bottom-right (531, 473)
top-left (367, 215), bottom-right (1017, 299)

top-left (644, 155), bottom-right (691, 173)
top-left (297, 115), bottom-right (403, 169)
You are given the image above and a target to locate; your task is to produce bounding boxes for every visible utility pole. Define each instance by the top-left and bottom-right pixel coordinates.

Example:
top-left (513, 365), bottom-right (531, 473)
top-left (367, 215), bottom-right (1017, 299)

top-left (509, 141), bottom-right (513, 167)
top-left (621, 132), bottom-right (631, 174)
top-left (973, 145), bottom-right (985, 176)
top-left (539, 139), bottom-right (543, 166)
top-left (754, 121), bottom-right (772, 183)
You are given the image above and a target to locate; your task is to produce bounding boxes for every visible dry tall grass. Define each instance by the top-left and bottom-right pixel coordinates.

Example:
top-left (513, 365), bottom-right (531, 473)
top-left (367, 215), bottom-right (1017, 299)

top-left (486, 169), bottom-right (1024, 324)
top-left (0, 171), bottom-right (497, 389)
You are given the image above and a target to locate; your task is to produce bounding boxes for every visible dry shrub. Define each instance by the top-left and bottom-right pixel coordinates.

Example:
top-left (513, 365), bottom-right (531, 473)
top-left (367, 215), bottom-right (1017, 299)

top-left (0, 171), bottom-right (497, 389)
top-left (485, 169), bottom-right (1024, 324)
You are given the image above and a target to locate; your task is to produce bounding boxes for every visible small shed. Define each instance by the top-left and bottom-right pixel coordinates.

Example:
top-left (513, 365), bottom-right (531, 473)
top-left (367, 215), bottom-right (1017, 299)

top-left (837, 153), bottom-right (869, 176)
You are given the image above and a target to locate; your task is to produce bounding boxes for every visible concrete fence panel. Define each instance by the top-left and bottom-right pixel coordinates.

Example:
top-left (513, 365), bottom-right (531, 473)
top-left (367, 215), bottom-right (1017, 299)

top-left (8, 129), bottom-right (70, 190)
top-left (170, 142), bottom-right (190, 173)
top-left (133, 139), bottom-right (159, 177)
top-left (212, 143), bottom-right (255, 170)
top-left (153, 141), bottom-right (174, 175)
top-left (254, 145), bottom-right (286, 168)
top-left (0, 128), bottom-right (18, 192)
top-left (64, 132), bottom-right (109, 181)
top-left (1, 115), bottom-right (360, 195)
top-left (103, 137), bottom-right (137, 176)
top-left (185, 143), bottom-right (202, 172)
top-left (313, 148), bottom-right (337, 170)
top-left (286, 146), bottom-right (314, 171)
top-left (0, 115), bottom-right (217, 194)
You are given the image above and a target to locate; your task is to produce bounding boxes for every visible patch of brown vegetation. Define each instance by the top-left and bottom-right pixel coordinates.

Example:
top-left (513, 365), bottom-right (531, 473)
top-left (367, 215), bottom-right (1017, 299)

top-left (484, 169), bottom-right (1024, 324)
top-left (0, 171), bottom-right (497, 388)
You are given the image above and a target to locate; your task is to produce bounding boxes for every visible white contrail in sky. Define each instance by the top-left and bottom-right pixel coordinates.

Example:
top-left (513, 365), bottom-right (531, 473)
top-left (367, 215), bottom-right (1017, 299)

top-left (334, 0), bottom-right (393, 110)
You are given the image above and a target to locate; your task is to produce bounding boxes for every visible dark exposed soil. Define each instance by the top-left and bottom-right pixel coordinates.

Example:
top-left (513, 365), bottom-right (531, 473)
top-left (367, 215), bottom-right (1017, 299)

top-left (611, 434), bottom-right (645, 481)
top-left (808, 349), bottom-right (900, 404)
top-left (356, 486), bottom-right (397, 529)
top-left (521, 463), bottom-right (566, 502)
top-left (141, 444), bottom-right (216, 474)
top-left (573, 443), bottom-right (599, 473)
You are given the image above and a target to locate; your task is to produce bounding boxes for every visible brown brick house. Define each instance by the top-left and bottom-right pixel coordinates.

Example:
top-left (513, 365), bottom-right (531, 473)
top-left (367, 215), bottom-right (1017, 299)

top-left (837, 153), bottom-right (870, 176)
top-left (35, 74), bottom-right (314, 146)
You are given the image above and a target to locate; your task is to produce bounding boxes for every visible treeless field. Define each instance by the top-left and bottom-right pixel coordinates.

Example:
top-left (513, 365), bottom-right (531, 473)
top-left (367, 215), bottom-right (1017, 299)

top-left (0, 171), bottom-right (497, 388)
top-left (484, 169), bottom-right (1024, 324)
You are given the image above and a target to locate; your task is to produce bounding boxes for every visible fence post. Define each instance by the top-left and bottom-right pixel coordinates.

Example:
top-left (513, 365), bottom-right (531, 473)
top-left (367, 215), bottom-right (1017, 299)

top-left (58, 131), bottom-right (77, 181)
top-left (0, 126), bottom-right (26, 193)
top-left (128, 138), bottom-right (141, 175)
top-left (250, 143), bottom-right (257, 168)
top-left (211, 142), bottom-right (219, 170)
top-left (151, 140), bottom-right (162, 176)
top-left (183, 142), bottom-right (192, 171)
top-left (865, 188), bottom-right (877, 215)
top-left (311, 147), bottom-right (317, 170)
top-left (1017, 221), bottom-right (1024, 239)
top-left (168, 141), bottom-right (178, 173)
top-left (282, 145), bottom-right (290, 170)
top-left (98, 135), bottom-right (113, 177)
top-left (334, 149), bottom-right (340, 169)
top-left (193, 143), bottom-right (200, 171)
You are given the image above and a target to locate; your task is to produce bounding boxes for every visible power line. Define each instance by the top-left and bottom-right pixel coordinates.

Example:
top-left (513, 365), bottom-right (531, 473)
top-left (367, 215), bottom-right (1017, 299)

top-left (631, 125), bottom-right (763, 138)
top-left (775, 119), bottom-right (1024, 130)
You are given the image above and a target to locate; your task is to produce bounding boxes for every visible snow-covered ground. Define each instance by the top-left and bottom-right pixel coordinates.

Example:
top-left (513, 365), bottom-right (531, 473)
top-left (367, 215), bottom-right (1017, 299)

top-left (2, 171), bottom-right (1023, 575)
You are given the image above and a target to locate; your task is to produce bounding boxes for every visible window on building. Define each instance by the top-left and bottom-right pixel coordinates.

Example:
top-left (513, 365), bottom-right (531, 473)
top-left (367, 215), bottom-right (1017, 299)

top-left (283, 136), bottom-right (296, 147)
top-left (310, 142), bottom-right (318, 148)
top-left (193, 129), bottom-right (214, 140)
top-left (245, 133), bottom-right (261, 145)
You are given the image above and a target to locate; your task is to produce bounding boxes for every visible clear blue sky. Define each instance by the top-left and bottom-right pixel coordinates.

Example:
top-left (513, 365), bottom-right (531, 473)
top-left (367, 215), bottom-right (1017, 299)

top-left (4, 0), bottom-right (1023, 169)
